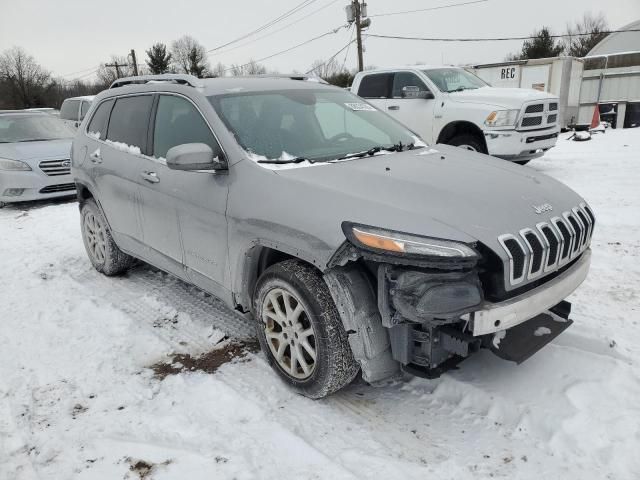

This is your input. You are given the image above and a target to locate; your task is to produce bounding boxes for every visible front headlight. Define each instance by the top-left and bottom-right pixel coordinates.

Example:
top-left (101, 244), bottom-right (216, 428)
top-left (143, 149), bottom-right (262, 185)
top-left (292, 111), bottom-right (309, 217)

top-left (485, 110), bottom-right (519, 128)
top-left (0, 158), bottom-right (32, 171)
top-left (343, 223), bottom-right (478, 259)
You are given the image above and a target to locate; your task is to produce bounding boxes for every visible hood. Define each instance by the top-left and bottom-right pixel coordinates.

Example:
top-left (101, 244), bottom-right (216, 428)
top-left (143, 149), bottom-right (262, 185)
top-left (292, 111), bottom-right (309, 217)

top-left (0, 139), bottom-right (72, 166)
top-left (447, 86), bottom-right (557, 109)
top-left (273, 145), bottom-right (585, 257)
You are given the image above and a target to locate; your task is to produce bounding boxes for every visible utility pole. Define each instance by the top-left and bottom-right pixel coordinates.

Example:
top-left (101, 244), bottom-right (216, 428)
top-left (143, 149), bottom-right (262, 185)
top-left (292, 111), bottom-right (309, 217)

top-left (346, 1), bottom-right (370, 72)
top-left (129, 49), bottom-right (139, 76)
top-left (105, 61), bottom-right (126, 79)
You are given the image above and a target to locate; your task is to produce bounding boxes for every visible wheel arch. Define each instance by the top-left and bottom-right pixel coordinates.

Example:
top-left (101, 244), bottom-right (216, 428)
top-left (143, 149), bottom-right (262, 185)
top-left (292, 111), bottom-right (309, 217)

top-left (436, 120), bottom-right (487, 152)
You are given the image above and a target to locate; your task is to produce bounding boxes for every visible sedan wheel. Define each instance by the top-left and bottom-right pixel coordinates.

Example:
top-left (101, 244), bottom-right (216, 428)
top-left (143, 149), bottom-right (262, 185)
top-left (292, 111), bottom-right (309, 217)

top-left (83, 211), bottom-right (107, 264)
top-left (262, 288), bottom-right (316, 380)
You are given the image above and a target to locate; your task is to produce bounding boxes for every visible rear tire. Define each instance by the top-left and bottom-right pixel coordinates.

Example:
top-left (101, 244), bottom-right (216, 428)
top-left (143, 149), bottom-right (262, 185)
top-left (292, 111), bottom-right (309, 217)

top-left (448, 134), bottom-right (487, 154)
top-left (253, 260), bottom-right (359, 398)
top-left (80, 199), bottom-right (135, 276)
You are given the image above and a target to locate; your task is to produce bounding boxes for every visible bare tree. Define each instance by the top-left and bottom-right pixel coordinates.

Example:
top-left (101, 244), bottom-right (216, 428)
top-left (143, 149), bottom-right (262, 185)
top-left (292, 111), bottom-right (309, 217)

top-left (210, 62), bottom-right (226, 78)
top-left (171, 35), bottom-right (210, 77)
top-left (0, 46), bottom-right (51, 108)
top-left (308, 58), bottom-right (341, 79)
top-left (230, 59), bottom-right (267, 76)
top-left (564, 13), bottom-right (609, 57)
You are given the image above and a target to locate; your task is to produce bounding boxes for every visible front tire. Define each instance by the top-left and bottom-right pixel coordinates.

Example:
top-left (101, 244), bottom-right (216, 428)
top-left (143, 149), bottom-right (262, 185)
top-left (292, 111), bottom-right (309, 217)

top-left (448, 134), bottom-right (487, 154)
top-left (253, 260), bottom-right (359, 398)
top-left (80, 199), bottom-right (135, 276)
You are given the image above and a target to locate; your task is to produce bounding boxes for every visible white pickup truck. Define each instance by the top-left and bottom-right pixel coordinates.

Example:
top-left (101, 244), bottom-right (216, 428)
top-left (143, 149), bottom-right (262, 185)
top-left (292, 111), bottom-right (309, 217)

top-left (351, 66), bottom-right (560, 164)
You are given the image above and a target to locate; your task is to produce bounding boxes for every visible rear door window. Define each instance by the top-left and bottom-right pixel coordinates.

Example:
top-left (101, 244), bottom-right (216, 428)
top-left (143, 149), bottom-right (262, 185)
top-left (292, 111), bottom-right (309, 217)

top-left (80, 101), bottom-right (92, 120)
top-left (60, 99), bottom-right (80, 120)
top-left (357, 73), bottom-right (392, 99)
top-left (86, 99), bottom-right (113, 140)
top-left (152, 94), bottom-right (219, 159)
top-left (106, 95), bottom-right (153, 154)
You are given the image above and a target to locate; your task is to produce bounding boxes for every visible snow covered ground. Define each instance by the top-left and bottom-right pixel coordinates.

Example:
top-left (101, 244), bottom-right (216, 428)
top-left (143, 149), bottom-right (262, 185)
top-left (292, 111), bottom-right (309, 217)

top-left (1, 129), bottom-right (639, 480)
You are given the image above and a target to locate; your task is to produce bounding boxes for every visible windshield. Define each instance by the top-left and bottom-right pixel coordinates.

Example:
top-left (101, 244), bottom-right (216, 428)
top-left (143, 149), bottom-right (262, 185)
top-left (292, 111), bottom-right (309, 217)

top-left (209, 89), bottom-right (421, 163)
top-left (422, 68), bottom-right (488, 93)
top-left (0, 114), bottom-right (75, 143)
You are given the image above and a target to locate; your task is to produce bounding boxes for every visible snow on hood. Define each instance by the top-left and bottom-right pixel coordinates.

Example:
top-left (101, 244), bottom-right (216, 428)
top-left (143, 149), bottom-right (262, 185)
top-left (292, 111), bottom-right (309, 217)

top-left (447, 86), bottom-right (557, 109)
top-left (0, 138), bottom-right (72, 164)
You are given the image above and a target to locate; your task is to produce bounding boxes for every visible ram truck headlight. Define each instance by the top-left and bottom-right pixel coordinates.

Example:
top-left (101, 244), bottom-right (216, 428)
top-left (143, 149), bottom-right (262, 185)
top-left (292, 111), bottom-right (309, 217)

top-left (343, 223), bottom-right (478, 259)
top-left (0, 158), bottom-right (32, 171)
top-left (484, 110), bottom-right (519, 128)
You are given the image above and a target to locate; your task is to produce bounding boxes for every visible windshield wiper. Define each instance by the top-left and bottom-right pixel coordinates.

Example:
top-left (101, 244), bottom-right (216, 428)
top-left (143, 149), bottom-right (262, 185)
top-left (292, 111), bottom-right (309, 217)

top-left (333, 142), bottom-right (421, 162)
top-left (257, 156), bottom-right (312, 165)
top-left (16, 138), bottom-right (53, 142)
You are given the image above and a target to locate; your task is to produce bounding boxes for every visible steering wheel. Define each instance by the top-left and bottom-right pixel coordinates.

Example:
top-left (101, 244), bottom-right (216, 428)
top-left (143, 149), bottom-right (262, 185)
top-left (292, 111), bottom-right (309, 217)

top-left (329, 132), bottom-right (354, 143)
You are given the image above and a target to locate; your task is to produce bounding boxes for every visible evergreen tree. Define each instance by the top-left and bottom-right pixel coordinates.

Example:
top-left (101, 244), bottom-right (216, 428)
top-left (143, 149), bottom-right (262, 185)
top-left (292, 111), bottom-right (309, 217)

top-left (507, 27), bottom-right (564, 60)
top-left (187, 46), bottom-right (207, 78)
top-left (145, 43), bottom-right (172, 74)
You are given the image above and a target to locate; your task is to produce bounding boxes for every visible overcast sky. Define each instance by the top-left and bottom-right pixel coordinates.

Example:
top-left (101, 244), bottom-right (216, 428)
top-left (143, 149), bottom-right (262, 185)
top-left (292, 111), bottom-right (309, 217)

top-left (1, 0), bottom-right (639, 80)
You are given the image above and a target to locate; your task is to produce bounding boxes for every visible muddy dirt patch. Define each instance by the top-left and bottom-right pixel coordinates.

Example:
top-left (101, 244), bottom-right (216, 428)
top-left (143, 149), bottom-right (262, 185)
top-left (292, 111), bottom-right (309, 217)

top-left (151, 340), bottom-right (259, 379)
top-left (125, 457), bottom-right (171, 479)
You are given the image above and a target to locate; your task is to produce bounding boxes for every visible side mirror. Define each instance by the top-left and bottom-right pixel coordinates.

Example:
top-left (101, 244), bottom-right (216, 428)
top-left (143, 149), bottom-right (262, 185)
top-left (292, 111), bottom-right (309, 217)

top-left (166, 143), bottom-right (226, 171)
top-left (402, 86), bottom-right (434, 99)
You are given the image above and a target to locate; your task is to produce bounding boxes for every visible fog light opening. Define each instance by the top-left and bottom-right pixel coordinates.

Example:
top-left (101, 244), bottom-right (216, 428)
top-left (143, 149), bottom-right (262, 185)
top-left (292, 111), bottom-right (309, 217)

top-left (3, 188), bottom-right (25, 197)
top-left (494, 320), bottom-right (501, 327)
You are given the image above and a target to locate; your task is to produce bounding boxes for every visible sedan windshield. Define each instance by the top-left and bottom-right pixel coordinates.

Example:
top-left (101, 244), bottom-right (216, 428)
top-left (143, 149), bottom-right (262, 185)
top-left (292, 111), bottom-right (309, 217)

top-left (0, 114), bottom-right (75, 143)
top-left (422, 68), bottom-right (488, 93)
top-left (209, 89), bottom-right (422, 163)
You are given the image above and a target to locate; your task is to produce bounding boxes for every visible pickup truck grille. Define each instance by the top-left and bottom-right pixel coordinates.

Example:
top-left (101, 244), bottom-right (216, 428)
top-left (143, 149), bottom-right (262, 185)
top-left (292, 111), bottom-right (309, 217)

top-left (39, 159), bottom-right (71, 176)
top-left (498, 203), bottom-right (595, 287)
top-left (518, 100), bottom-right (558, 131)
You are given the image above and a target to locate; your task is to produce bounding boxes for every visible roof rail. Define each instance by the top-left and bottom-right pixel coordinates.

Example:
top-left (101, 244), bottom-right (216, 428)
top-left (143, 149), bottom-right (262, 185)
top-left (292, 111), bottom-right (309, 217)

top-left (109, 74), bottom-right (203, 89)
top-left (230, 73), bottom-right (329, 84)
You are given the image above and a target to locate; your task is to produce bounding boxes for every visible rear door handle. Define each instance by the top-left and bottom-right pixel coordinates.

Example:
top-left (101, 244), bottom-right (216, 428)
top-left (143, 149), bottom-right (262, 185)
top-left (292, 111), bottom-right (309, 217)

top-left (140, 171), bottom-right (160, 184)
top-left (388, 105), bottom-right (400, 111)
top-left (89, 149), bottom-right (102, 163)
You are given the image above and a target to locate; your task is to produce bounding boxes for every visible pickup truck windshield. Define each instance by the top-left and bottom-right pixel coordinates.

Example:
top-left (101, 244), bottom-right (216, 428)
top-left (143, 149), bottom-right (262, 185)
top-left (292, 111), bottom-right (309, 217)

top-left (0, 114), bottom-right (75, 143)
top-left (209, 89), bottom-right (420, 163)
top-left (422, 68), bottom-right (488, 93)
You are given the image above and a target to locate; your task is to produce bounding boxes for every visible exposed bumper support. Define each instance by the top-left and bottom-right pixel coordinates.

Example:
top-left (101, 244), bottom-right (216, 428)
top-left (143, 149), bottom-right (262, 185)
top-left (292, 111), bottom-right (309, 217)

top-left (468, 249), bottom-right (591, 336)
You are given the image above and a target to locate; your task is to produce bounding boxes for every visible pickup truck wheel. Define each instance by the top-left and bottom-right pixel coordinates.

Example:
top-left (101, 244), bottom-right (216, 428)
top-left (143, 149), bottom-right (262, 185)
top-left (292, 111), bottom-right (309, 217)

top-left (80, 199), bottom-right (135, 276)
top-left (448, 134), bottom-right (487, 154)
top-left (253, 260), bottom-right (359, 398)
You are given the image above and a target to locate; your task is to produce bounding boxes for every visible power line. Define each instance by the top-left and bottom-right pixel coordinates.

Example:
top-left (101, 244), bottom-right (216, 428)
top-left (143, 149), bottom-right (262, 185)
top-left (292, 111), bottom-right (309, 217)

top-left (57, 65), bottom-right (101, 79)
top-left (208, 0), bottom-right (320, 53)
top-left (369, 0), bottom-right (489, 18)
top-left (306, 35), bottom-right (356, 74)
top-left (341, 25), bottom-right (356, 71)
top-left (365, 28), bottom-right (640, 43)
top-left (210, 0), bottom-right (342, 57)
top-left (224, 24), bottom-right (347, 73)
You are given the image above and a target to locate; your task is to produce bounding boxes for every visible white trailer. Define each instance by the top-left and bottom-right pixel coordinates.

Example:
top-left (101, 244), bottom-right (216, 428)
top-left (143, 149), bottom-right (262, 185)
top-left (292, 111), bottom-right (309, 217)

top-left (469, 57), bottom-right (584, 129)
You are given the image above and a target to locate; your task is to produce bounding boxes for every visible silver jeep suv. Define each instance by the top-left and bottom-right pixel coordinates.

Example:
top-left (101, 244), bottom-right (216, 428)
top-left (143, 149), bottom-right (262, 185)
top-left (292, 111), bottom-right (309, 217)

top-left (72, 74), bottom-right (594, 398)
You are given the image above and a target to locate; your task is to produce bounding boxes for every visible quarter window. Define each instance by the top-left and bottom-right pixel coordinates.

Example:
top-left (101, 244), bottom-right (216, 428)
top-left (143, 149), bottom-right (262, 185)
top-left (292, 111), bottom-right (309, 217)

top-left (153, 95), bottom-right (219, 159)
top-left (80, 101), bottom-right (91, 120)
top-left (86, 99), bottom-right (113, 140)
top-left (59, 99), bottom-right (80, 120)
top-left (106, 95), bottom-right (153, 153)
top-left (357, 73), bottom-right (392, 99)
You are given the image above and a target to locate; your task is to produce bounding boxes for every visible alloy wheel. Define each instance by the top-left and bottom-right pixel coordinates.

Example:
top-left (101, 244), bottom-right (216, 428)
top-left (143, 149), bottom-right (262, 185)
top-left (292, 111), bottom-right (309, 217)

top-left (83, 212), bottom-right (106, 264)
top-left (261, 288), bottom-right (317, 380)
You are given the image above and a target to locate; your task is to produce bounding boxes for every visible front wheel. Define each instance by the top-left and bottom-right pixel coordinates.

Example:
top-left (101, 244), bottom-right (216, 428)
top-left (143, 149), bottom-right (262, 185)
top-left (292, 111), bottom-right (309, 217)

top-left (80, 199), bottom-right (135, 276)
top-left (253, 260), bottom-right (359, 398)
top-left (448, 134), bottom-right (487, 154)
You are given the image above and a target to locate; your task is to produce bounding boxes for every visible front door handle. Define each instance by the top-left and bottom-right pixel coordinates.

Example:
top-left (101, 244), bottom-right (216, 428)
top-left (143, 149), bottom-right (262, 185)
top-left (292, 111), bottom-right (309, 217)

top-left (140, 171), bottom-right (160, 184)
top-left (89, 149), bottom-right (102, 164)
top-left (388, 105), bottom-right (400, 111)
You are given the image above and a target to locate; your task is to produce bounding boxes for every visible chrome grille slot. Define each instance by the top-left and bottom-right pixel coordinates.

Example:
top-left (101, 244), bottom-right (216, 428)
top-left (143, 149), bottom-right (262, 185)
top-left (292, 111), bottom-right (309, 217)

top-left (549, 102), bottom-right (558, 111)
top-left (499, 205), bottom-right (595, 288)
top-left (521, 117), bottom-right (542, 127)
top-left (39, 159), bottom-right (71, 176)
top-left (547, 114), bottom-right (557, 124)
top-left (519, 100), bottom-right (559, 130)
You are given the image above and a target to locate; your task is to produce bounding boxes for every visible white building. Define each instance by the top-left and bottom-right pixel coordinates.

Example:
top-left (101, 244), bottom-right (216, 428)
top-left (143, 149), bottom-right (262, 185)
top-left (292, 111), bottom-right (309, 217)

top-left (579, 19), bottom-right (640, 128)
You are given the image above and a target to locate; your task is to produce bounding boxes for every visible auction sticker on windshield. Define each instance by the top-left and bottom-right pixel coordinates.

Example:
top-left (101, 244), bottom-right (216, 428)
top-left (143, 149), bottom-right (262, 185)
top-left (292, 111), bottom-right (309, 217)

top-left (345, 102), bottom-right (376, 111)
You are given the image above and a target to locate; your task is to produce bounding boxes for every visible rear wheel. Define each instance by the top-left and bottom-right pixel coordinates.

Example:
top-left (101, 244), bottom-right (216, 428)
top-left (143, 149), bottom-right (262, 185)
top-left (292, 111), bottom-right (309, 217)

top-left (253, 260), bottom-right (359, 398)
top-left (448, 134), bottom-right (487, 154)
top-left (80, 199), bottom-right (135, 276)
